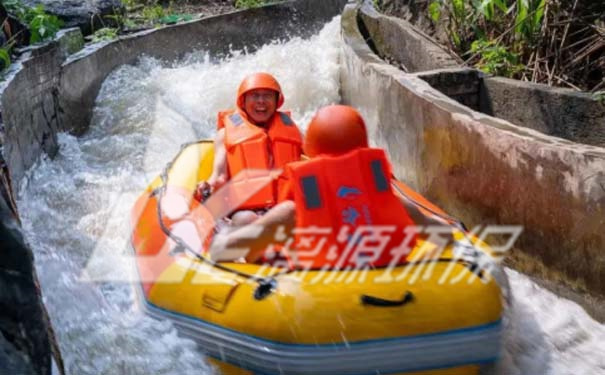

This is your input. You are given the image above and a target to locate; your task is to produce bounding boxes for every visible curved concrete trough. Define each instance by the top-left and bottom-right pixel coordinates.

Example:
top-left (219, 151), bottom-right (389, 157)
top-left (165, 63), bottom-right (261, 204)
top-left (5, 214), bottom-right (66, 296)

top-left (340, 2), bottom-right (605, 311)
top-left (0, 0), bottom-right (348, 185)
top-left (1, 2), bottom-right (604, 365)
top-left (357, 1), bottom-right (605, 148)
top-left (0, 0), bottom-right (347, 371)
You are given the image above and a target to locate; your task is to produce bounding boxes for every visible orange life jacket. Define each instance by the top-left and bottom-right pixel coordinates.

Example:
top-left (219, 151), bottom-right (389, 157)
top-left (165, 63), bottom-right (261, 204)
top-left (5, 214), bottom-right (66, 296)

top-left (285, 148), bottom-right (417, 270)
top-left (218, 109), bottom-right (302, 210)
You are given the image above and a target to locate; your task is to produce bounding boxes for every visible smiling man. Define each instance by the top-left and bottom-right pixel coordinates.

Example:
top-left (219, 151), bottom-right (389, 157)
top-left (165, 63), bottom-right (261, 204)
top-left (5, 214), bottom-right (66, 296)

top-left (204, 72), bottom-right (303, 225)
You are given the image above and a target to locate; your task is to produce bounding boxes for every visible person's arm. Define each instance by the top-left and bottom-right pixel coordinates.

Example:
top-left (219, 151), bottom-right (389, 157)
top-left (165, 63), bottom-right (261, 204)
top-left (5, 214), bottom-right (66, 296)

top-left (207, 128), bottom-right (228, 190)
top-left (212, 201), bottom-right (296, 263)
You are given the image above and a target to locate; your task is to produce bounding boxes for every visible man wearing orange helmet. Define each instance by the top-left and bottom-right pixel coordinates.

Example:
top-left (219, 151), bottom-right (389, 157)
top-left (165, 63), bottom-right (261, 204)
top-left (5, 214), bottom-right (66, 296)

top-left (204, 72), bottom-right (303, 225)
top-left (215, 105), bottom-right (446, 265)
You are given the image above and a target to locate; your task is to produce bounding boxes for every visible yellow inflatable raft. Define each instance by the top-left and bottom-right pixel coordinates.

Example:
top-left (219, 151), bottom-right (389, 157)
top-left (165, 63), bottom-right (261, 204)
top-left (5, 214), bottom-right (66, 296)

top-left (130, 141), bottom-right (508, 375)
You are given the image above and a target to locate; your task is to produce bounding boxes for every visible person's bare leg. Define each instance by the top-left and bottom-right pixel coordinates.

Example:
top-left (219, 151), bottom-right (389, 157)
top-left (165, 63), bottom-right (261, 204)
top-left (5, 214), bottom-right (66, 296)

top-left (231, 210), bottom-right (260, 227)
top-left (210, 201), bottom-right (296, 262)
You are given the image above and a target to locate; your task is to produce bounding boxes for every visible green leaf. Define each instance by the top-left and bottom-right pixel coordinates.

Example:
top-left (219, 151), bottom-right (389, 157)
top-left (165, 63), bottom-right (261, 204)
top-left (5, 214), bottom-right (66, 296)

top-left (159, 13), bottom-right (195, 24)
top-left (452, 0), bottom-right (465, 21)
top-left (470, 39), bottom-right (483, 53)
top-left (92, 27), bottom-right (118, 42)
top-left (0, 48), bottom-right (11, 71)
top-left (492, 0), bottom-right (507, 13)
top-left (478, 0), bottom-right (494, 21)
top-left (451, 29), bottom-right (461, 48)
top-left (5, 1), bottom-right (62, 44)
top-left (470, 38), bottom-right (523, 77)
top-left (235, 0), bottom-right (267, 8)
top-left (532, 0), bottom-right (546, 34)
top-left (159, 14), bottom-right (179, 24)
top-left (515, 0), bottom-right (529, 37)
top-left (428, 1), bottom-right (442, 23)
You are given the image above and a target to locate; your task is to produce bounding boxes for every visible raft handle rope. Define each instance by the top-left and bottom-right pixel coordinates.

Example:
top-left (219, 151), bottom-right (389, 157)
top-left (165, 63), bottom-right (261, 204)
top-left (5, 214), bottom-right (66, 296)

top-left (391, 178), bottom-right (468, 233)
top-left (253, 278), bottom-right (278, 301)
top-left (155, 141), bottom-right (290, 297)
top-left (390, 179), bottom-right (484, 249)
top-left (391, 179), bottom-right (494, 278)
top-left (361, 291), bottom-right (414, 307)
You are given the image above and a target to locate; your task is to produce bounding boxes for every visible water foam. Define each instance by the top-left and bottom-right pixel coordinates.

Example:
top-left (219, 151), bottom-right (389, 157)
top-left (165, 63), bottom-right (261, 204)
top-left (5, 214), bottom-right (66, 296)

top-left (18, 18), bottom-right (341, 375)
top-left (16, 16), bottom-right (605, 374)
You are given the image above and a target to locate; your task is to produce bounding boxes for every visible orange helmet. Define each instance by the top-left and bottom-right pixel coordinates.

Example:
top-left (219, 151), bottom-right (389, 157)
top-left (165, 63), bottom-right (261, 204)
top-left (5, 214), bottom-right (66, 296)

top-left (304, 105), bottom-right (369, 157)
top-left (236, 72), bottom-right (284, 110)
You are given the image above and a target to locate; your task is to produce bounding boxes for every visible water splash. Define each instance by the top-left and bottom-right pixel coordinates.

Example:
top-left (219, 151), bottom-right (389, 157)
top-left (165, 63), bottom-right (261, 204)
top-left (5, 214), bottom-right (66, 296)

top-left (18, 18), bottom-right (341, 375)
top-left (15, 15), bottom-right (605, 375)
top-left (498, 269), bottom-right (605, 375)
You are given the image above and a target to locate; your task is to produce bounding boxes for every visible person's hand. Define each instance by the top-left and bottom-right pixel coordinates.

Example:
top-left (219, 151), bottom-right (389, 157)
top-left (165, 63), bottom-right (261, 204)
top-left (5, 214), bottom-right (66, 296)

top-left (207, 172), bottom-right (227, 191)
top-left (193, 181), bottom-right (212, 202)
top-left (211, 174), bottom-right (227, 191)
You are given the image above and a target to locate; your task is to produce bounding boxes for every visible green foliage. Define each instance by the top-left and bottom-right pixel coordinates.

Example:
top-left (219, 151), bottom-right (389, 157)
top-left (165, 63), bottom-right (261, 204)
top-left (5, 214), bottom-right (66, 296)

top-left (514, 0), bottom-right (545, 43)
top-left (3, 0), bottom-right (28, 19)
top-left (92, 27), bottom-right (118, 42)
top-left (451, 0), bottom-right (465, 22)
top-left (475, 0), bottom-right (507, 21)
top-left (471, 39), bottom-right (523, 76)
top-left (26, 5), bottom-right (64, 44)
top-left (235, 0), bottom-right (269, 9)
top-left (159, 13), bottom-right (194, 25)
top-left (428, 1), bottom-right (442, 23)
top-left (593, 91), bottom-right (605, 104)
top-left (120, 0), bottom-right (138, 9)
top-left (0, 47), bottom-right (11, 73)
top-left (142, 5), bottom-right (165, 23)
top-left (3, 0), bottom-right (63, 44)
top-left (109, 0), bottom-right (199, 31)
top-left (104, 13), bottom-right (137, 30)
top-left (426, 0), bottom-right (551, 79)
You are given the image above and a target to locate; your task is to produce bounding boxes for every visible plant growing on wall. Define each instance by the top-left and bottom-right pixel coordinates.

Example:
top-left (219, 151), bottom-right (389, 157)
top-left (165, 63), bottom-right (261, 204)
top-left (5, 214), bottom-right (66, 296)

top-left (594, 91), bottom-right (605, 105)
top-left (235, 0), bottom-right (272, 9)
top-left (2, 0), bottom-right (62, 74)
top-left (470, 38), bottom-right (523, 76)
top-left (116, 0), bottom-right (196, 30)
top-left (0, 47), bottom-right (10, 73)
top-left (91, 27), bottom-right (119, 42)
top-left (26, 4), bottom-right (63, 43)
top-left (141, 4), bottom-right (165, 23)
top-left (3, 0), bottom-right (63, 44)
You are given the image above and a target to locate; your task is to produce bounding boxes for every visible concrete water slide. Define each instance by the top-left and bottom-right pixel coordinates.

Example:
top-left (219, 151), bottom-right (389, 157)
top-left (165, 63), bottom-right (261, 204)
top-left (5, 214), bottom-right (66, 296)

top-left (1, 0), bottom-right (604, 371)
top-left (0, 1), bottom-right (347, 372)
top-left (340, 1), bottom-right (605, 319)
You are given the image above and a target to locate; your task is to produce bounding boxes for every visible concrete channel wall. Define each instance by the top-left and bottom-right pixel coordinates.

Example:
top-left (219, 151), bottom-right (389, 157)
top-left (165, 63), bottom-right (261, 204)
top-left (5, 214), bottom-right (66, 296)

top-left (340, 3), bottom-right (605, 307)
top-left (481, 77), bottom-right (605, 147)
top-left (0, 194), bottom-right (58, 375)
top-left (357, 1), bottom-right (460, 72)
top-left (1, 0), bottom-right (348, 187)
top-left (0, 0), bottom-right (347, 372)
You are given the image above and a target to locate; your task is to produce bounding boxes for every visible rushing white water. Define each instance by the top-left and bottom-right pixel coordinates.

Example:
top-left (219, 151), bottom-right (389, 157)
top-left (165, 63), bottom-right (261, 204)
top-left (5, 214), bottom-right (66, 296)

top-left (16, 16), bottom-right (605, 375)
top-left (18, 19), bottom-right (341, 375)
top-left (498, 269), bottom-right (605, 374)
